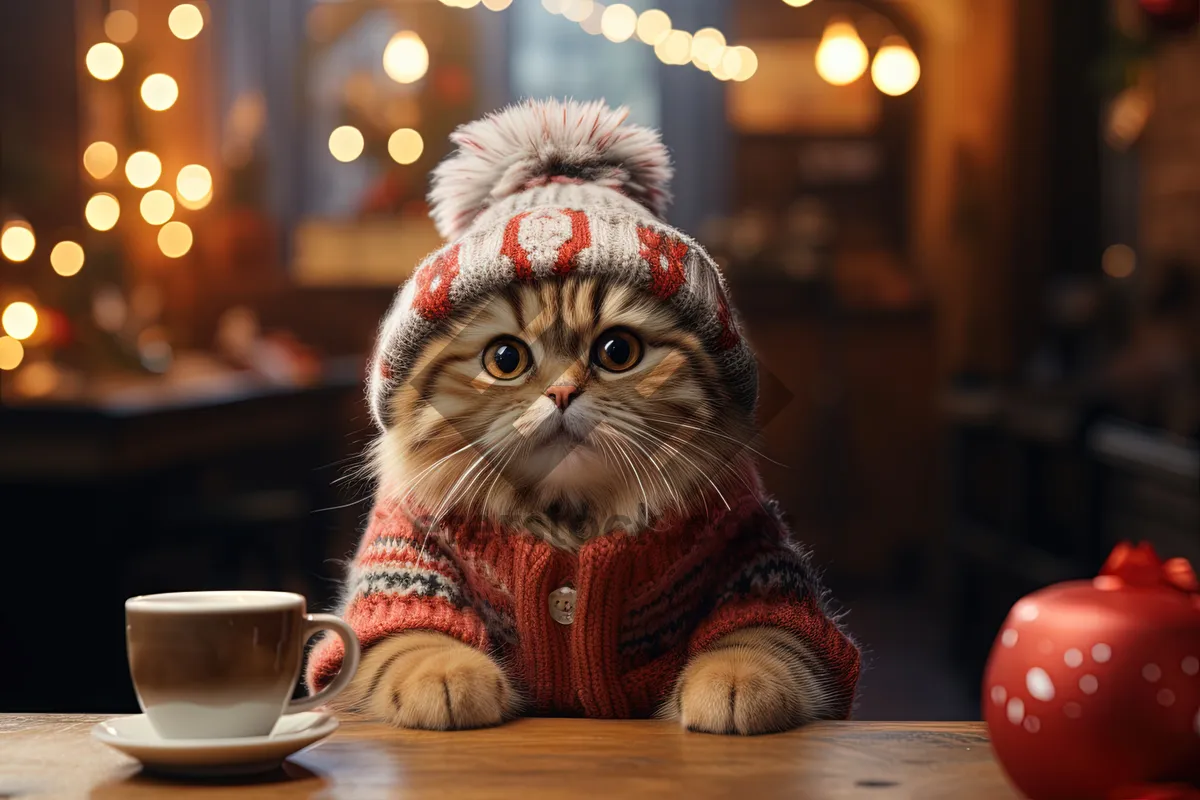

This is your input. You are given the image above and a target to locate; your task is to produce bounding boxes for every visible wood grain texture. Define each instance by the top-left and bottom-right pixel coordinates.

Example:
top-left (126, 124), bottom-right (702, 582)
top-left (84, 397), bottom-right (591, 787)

top-left (0, 715), bottom-right (1018, 800)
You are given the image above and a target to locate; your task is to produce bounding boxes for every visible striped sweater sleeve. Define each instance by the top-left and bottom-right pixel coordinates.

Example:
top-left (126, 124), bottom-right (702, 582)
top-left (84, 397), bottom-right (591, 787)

top-left (689, 503), bottom-right (861, 719)
top-left (305, 502), bottom-right (489, 692)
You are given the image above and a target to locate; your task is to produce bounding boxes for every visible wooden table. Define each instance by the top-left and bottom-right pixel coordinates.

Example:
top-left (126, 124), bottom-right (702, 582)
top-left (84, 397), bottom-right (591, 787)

top-left (0, 715), bottom-right (1018, 799)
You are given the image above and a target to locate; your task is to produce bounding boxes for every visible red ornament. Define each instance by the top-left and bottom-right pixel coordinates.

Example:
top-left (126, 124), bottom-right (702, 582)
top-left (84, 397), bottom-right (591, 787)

top-left (984, 543), bottom-right (1200, 800)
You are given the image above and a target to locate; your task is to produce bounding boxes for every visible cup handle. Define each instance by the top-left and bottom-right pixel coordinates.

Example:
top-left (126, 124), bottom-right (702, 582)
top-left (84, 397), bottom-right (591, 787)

top-left (288, 613), bottom-right (361, 714)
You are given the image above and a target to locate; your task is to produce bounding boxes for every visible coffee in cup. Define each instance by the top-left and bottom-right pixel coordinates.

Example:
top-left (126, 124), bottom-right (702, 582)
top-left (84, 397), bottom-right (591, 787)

top-left (125, 591), bottom-right (360, 739)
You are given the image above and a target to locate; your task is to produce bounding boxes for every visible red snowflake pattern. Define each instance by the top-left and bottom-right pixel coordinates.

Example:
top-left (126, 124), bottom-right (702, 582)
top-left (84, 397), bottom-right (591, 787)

top-left (715, 292), bottom-right (739, 351)
top-left (500, 209), bottom-right (592, 280)
top-left (412, 244), bottom-right (461, 321)
top-left (637, 226), bottom-right (689, 299)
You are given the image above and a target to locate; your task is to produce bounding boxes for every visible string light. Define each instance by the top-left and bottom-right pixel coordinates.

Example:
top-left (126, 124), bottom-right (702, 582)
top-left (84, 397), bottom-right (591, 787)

top-left (483, 0), bottom-right (512, 8)
top-left (0, 336), bottom-right (22, 371)
top-left (636, 9), bottom-right (671, 45)
top-left (83, 142), bottom-right (119, 179)
top-left (1, 221), bottom-right (35, 263)
top-left (176, 165), bottom-right (213, 202)
top-left (871, 36), bottom-right (919, 96)
top-left (782, 0), bottom-right (814, 5)
top-left (600, 4), bottom-right (637, 42)
top-left (177, 187), bottom-right (213, 211)
top-left (815, 18), bottom-right (868, 86)
top-left (690, 28), bottom-right (725, 70)
top-left (85, 193), bottom-right (121, 231)
top-left (86, 43), bottom-right (124, 80)
top-left (388, 128), bottom-right (424, 165)
top-left (140, 190), bottom-right (176, 225)
top-left (104, 10), bottom-right (138, 43)
top-left (157, 221), bottom-right (194, 258)
top-left (328, 126), bottom-right (365, 162)
top-left (542, 0), bottom-right (565, 12)
top-left (655, 30), bottom-right (692, 65)
top-left (125, 151), bottom-right (163, 188)
top-left (580, 2), bottom-right (605, 35)
top-left (563, 0), bottom-right (593, 22)
top-left (168, 4), bottom-right (204, 39)
top-left (50, 241), bottom-right (85, 277)
top-left (2, 302), bottom-right (38, 341)
top-left (383, 31), bottom-right (429, 84)
top-left (141, 74), bottom-right (179, 111)
top-left (728, 45), bottom-right (758, 81)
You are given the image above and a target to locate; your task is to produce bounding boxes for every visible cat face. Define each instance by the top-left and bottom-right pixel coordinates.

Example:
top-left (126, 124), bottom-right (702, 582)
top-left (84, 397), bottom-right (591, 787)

top-left (374, 276), bottom-right (754, 538)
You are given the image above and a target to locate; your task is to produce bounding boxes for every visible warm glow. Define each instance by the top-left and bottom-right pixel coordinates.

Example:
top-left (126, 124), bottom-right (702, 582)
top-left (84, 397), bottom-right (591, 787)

top-left (86, 43), bottom-right (124, 81)
top-left (158, 221), bottom-right (194, 258)
top-left (125, 151), bottom-right (162, 188)
top-left (176, 164), bottom-right (213, 202)
top-left (177, 187), bottom-right (213, 211)
top-left (728, 45), bottom-right (758, 81)
top-left (50, 241), bottom-right (85, 277)
top-left (83, 142), bottom-right (119, 179)
top-left (1, 222), bottom-right (35, 263)
top-left (104, 10), bottom-right (138, 43)
top-left (141, 74), bottom-right (179, 111)
top-left (562, 0), bottom-right (593, 23)
top-left (783, 0), bottom-right (814, 6)
top-left (0, 336), bottom-right (22, 371)
top-left (580, 4), bottom-right (604, 35)
top-left (140, 190), bottom-right (176, 225)
top-left (388, 128), bottom-right (424, 165)
top-left (85, 193), bottom-right (121, 231)
top-left (168, 4), bottom-right (205, 39)
top-left (655, 30), bottom-right (692, 65)
top-left (329, 126), bottom-right (365, 163)
top-left (15, 361), bottom-right (60, 398)
top-left (600, 3), bottom-right (637, 42)
top-left (482, 0), bottom-right (512, 9)
top-left (2, 302), bottom-right (38, 341)
top-left (382, 31), bottom-right (429, 84)
top-left (636, 9), bottom-right (671, 45)
top-left (816, 19), bottom-right (868, 86)
top-left (542, 0), bottom-right (565, 13)
top-left (871, 36), bottom-right (920, 96)
top-left (1102, 244), bottom-right (1137, 279)
top-left (690, 28), bottom-right (725, 70)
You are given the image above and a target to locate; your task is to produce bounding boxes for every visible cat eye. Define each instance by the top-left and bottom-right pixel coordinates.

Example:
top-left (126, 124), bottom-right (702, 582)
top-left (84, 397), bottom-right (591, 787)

top-left (482, 336), bottom-right (532, 380)
top-left (592, 328), bottom-right (643, 373)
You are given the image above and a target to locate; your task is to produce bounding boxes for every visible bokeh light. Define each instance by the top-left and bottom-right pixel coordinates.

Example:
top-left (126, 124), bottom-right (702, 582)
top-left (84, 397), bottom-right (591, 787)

top-left (871, 37), bottom-right (920, 96)
top-left (728, 46), bottom-right (758, 81)
top-left (388, 128), bottom-right (424, 165)
top-left (177, 188), bottom-right (213, 211)
top-left (1102, 244), bottom-right (1137, 279)
top-left (1, 221), bottom-right (36, 263)
top-left (85, 193), bottom-right (121, 231)
top-left (157, 221), bottom-right (194, 258)
top-left (50, 241), bottom-right (85, 277)
top-left (562, 0), bottom-right (593, 23)
top-left (636, 9), bottom-right (671, 45)
top-left (782, 0), bottom-right (814, 6)
top-left (141, 74), bottom-right (179, 111)
top-left (140, 190), bottom-right (176, 225)
top-left (482, 0), bottom-right (512, 9)
top-left (329, 126), bottom-right (365, 162)
top-left (601, 4), bottom-right (637, 42)
top-left (86, 43), bottom-right (124, 80)
top-left (815, 19), bottom-right (868, 86)
top-left (176, 164), bottom-right (213, 202)
top-left (382, 31), bottom-right (429, 84)
top-left (2, 302), bottom-right (38, 341)
top-left (690, 28), bottom-right (725, 70)
top-left (168, 4), bottom-right (204, 39)
top-left (15, 361), bottom-right (61, 398)
top-left (83, 142), bottom-right (119, 179)
top-left (125, 151), bottom-right (163, 188)
top-left (0, 336), bottom-right (23, 371)
top-left (580, 4), bottom-right (604, 35)
top-left (655, 30), bottom-right (692, 65)
top-left (541, 0), bottom-right (565, 12)
top-left (104, 10), bottom-right (138, 43)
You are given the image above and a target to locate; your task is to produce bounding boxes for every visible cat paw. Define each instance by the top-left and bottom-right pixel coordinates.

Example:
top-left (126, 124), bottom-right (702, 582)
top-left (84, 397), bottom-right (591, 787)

top-left (362, 632), bottom-right (517, 730)
top-left (671, 630), bottom-right (819, 735)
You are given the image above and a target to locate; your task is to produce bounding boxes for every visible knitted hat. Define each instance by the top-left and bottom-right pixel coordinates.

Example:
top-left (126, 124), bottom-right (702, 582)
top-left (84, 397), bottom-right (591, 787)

top-left (368, 99), bottom-right (756, 430)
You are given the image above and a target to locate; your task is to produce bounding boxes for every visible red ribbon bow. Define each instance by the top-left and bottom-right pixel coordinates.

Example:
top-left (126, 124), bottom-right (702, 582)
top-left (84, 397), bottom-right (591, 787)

top-left (1100, 541), bottom-right (1199, 594)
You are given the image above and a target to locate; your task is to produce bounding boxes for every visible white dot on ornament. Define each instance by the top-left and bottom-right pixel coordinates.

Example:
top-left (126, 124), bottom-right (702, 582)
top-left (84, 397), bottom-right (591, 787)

top-left (1143, 663), bottom-right (1162, 683)
top-left (1182, 657), bottom-right (1198, 676)
top-left (1001, 629), bottom-right (1018, 648)
top-left (1006, 697), bottom-right (1024, 725)
top-left (1016, 603), bottom-right (1039, 622)
top-left (1080, 674), bottom-right (1099, 695)
top-left (1023, 716), bottom-right (1040, 733)
top-left (1092, 643), bottom-right (1112, 663)
top-left (1064, 649), bottom-right (1083, 668)
top-left (1026, 668), bottom-right (1055, 701)
top-left (1063, 702), bottom-right (1082, 719)
top-left (990, 686), bottom-right (1006, 705)
top-left (1158, 689), bottom-right (1175, 707)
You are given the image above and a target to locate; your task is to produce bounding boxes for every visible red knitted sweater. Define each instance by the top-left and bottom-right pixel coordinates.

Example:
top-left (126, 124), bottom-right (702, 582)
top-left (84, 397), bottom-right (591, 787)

top-left (307, 493), bottom-right (860, 718)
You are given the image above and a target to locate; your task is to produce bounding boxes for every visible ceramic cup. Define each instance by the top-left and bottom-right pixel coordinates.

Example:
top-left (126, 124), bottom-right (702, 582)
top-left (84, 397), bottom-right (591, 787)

top-left (125, 591), bottom-right (360, 740)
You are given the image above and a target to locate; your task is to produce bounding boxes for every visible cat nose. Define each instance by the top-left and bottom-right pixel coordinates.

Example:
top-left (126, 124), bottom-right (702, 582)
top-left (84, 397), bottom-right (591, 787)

top-left (545, 384), bottom-right (580, 411)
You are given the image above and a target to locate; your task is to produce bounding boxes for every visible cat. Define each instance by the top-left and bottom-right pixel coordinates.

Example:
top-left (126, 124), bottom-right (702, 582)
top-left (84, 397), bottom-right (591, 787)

top-left (307, 100), bottom-right (860, 734)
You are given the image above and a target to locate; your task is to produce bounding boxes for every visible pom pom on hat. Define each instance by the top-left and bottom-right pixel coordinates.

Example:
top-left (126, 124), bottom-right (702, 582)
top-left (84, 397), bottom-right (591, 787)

top-left (429, 98), bottom-right (673, 240)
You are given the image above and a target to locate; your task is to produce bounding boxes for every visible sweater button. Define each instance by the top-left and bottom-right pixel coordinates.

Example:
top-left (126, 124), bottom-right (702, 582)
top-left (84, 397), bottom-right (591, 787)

top-left (549, 585), bottom-right (576, 625)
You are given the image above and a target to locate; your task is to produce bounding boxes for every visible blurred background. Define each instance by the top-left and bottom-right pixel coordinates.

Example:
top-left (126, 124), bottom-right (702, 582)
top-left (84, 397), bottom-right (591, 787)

top-left (1, 0), bottom-right (1197, 721)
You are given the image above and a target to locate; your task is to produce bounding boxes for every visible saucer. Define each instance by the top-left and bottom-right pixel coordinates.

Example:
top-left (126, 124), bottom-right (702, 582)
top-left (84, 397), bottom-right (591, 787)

top-left (91, 711), bottom-right (338, 777)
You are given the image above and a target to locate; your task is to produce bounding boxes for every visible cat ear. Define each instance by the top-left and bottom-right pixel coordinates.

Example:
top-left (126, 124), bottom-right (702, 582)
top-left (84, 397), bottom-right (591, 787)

top-left (429, 99), bottom-right (673, 240)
